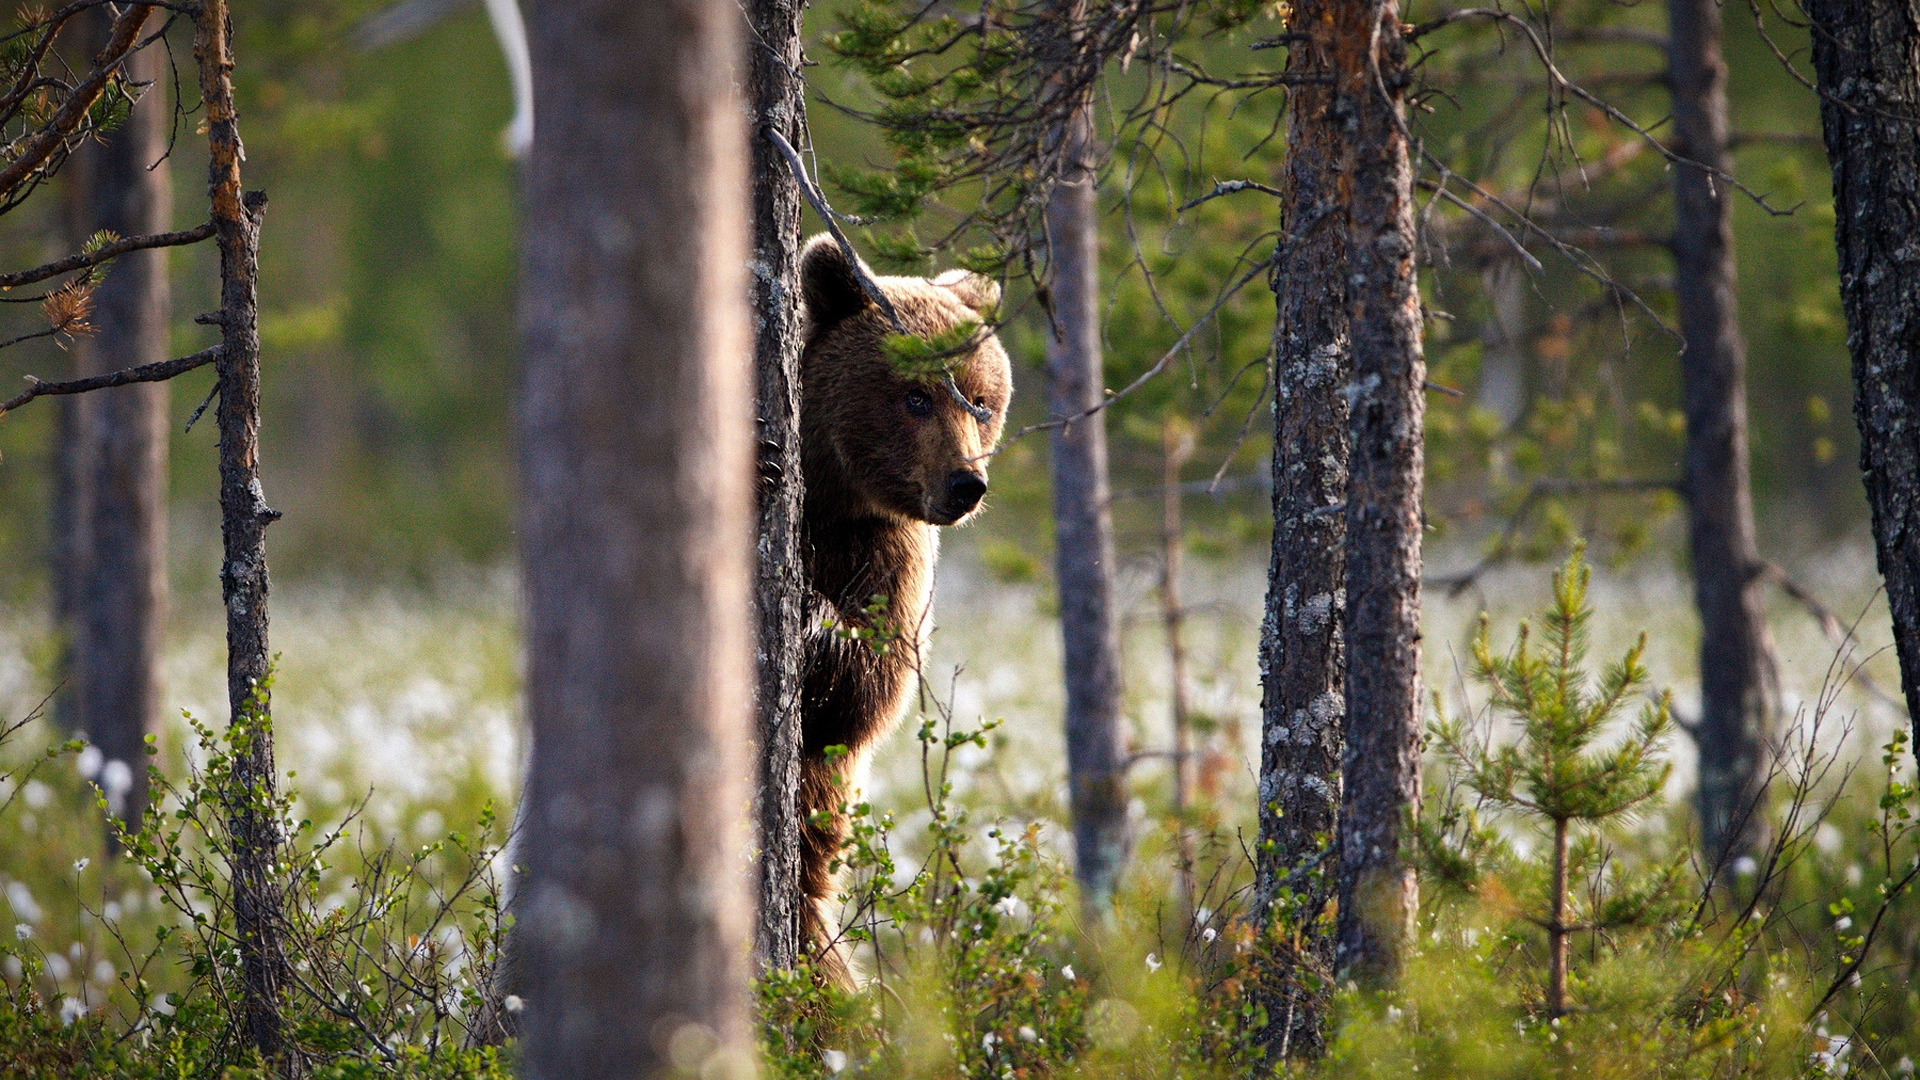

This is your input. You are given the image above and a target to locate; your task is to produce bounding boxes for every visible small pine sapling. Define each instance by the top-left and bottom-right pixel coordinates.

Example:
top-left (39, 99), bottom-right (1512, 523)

top-left (1432, 546), bottom-right (1678, 1020)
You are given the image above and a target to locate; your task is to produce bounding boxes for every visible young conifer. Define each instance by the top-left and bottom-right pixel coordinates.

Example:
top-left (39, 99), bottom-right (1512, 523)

top-left (1432, 545), bottom-right (1679, 1019)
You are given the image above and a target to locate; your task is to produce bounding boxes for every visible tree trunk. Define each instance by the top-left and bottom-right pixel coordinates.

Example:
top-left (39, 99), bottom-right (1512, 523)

top-left (48, 374), bottom-right (93, 739)
top-left (747, 0), bottom-right (809, 975)
top-left (1162, 420), bottom-right (1196, 916)
top-left (1668, 0), bottom-right (1778, 871)
top-left (1334, 0), bottom-right (1426, 986)
top-left (72, 9), bottom-right (171, 842)
top-left (1254, 0), bottom-right (1350, 1052)
top-left (1047, 98), bottom-right (1130, 920)
top-left (1804, 0), bottom-right (1920, 745)
top-left (516, 0), bottom-right (755, 1075)
top-left (193, 1), bottom-right (295, 1071)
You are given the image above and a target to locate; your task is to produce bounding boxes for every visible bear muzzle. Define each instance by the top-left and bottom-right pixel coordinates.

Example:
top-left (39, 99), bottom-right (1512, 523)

top-left (927, 469), bottom-right (988, 524)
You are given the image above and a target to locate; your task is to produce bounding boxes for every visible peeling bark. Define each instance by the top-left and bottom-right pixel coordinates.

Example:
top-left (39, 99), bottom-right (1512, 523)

top-left (194, 1), bottom-right (294, 1070)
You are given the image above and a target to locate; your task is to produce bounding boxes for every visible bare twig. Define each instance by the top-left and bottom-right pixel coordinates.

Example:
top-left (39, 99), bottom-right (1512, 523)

top-left (0, 345), bottom-right (218, 418)
top-left (1177, 178), bottom-right (1284, 212)
top-left (1758, 561), bottom-right (1910, 714)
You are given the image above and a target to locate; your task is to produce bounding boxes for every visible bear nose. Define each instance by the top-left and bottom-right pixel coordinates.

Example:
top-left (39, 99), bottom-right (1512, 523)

top-left (946, 470), bottom-right (988, 513)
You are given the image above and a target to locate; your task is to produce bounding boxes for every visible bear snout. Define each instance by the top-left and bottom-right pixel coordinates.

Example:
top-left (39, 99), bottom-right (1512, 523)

top-left (939, 470), bottom-right (988, 521)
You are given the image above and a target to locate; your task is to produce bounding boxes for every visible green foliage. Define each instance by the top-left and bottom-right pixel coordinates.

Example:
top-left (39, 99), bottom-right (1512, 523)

top-left (1437, 545), bottom-right (1674, 827)
top-left (0, 696), bottom-right (515, 1077)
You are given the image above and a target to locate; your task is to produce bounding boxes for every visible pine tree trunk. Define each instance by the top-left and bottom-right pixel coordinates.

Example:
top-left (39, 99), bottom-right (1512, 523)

top-left (1162, 421), bottom-right (1196, 916)
top-left (72, 10), bottom-right (171, 843)
top-left (1547, 816), bottom-right (1570, 1018)
top-left (193, 2), bottom-right (295, 1071)
top-left (1668, 0), bottom-right (1777, 871)
top-left (1804, 0), bottom-right (1920, 744)
top-left (516, 1), bottom-right (755, 1075)
top-left (1254, 0), bottom-right (1350, 1052)
top-left (747, 0), bottom-right (809, 975)
top-left (1334, 0), bottom-right (1426, 986)
top-left (1047, 97), bottom-right (1130, 919)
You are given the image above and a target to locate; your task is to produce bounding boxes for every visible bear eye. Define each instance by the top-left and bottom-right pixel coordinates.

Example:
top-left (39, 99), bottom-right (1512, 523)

top-left (973, 396), bottom-right (991, 415)
top-left (905, 389), bottom-right (934, 418)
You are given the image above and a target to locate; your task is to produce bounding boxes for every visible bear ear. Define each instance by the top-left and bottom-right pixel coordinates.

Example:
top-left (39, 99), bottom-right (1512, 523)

top-left (800, 234), bottom-right (871, 330)
top-left (932, 269), bottom-right (1001, 317)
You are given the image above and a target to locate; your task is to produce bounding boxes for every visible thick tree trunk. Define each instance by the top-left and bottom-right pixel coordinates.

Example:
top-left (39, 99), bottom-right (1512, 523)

top-left (516, 1), bottom-right (754, 1076)
top-left (748, 0), bottom-right (809, 974)
top-left (1334, 0), bottom-right (1426, 986)
top-left (193, 2), bottom-right (294, 1071)
top-left (1668, 0), bottom-right (1778, 871)
top-left (1805, 0), bottom-right (1920, 745)
top-left (1253, 0), bottom-right (1350, 1054)
top-left (72, 13), bottom-right (171, 842)
top-left (1047, 100), bottom-right (1130, 920)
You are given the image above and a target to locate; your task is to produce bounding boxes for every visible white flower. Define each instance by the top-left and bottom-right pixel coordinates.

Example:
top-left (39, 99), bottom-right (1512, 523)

top-left (75, 746), bottom-right (103, 780)
top-left (1386, 1005), bottom-right (1405, 1022)
top-left (91, 959), bottom-right (115, 984)
top-left (1061, 964), bottom-right (1075, 981)
top-left (1145, 953), bottom-right (1162, 973)
top-left (502, 994), bottom-right (525, 1014)
top-left (21, 780), bottom-right (50, 810)
top-left (1017, 1026), bottom-right (1038, 1043)
top-left (13, 924), bottom-right (29, 941)
top-left (58, 997), bottom-right (86, 1025)
top-left (820, 1049), bottom-right (848, 1074)
top-left (982, 1031), bottom-right (998, 1052)
top-left (1892, 1055), bottom-right (1913, 1075)
top-left (1201, 927), bottom-right (1217, 944)
top-left (7, 881), bottom-right (41, 923)
top-left (1193, 906), bottom-right (1213, 926)
top-left (150, 993), bottom-right (176, 1017)
top-left (72, 859), bottom-right (89, 874)
top-left (1834, 916), bottom-right (1853, 931)
top-left (1730, 855), bottom-right (1759, 877)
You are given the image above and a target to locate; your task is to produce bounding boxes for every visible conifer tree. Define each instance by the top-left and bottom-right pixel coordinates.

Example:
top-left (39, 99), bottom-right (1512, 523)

top-left (1432, 547), bottom-right (1679, 1018)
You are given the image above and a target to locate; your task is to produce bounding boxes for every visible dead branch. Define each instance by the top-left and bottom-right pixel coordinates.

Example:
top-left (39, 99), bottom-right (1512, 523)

top-left (0, 345), bottom-right (218, 417)
top-left (0, 221), bottom-right (214, 289)
top-left (0, 3), bottom-right (154, 204)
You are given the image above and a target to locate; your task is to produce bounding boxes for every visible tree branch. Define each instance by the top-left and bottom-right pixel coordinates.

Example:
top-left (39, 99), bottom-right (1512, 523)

top-left (0, 3), bottom-right (155, 202)
top-left (0, 221), bottom-right (215, 289)
top-left (0, 345), bottom-right (219, 418)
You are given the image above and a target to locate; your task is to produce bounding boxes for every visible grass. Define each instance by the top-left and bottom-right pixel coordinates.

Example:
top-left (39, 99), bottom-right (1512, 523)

top-left (0, 537), bottom-right (1912, 1075)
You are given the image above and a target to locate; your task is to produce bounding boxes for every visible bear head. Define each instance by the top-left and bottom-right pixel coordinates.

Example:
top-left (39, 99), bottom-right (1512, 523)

top-left (799, 235), bottom-right (1013, 527)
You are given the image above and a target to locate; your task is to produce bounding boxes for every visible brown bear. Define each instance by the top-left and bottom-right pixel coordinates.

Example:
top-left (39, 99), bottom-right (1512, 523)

top-left (794, 234), bottom-right (1012, 985)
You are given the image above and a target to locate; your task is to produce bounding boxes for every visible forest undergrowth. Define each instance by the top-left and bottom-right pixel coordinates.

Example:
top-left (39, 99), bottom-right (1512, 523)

top-left (0, 552), bottom-right (1915, 1077)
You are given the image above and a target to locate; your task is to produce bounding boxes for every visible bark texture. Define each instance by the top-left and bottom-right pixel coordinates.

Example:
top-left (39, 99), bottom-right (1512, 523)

top-left (72, 12), bottom-right (171, 841)
top-left (1668, 0), bottom-right (1778, 869)
top-left (748, 0), bottom-right (810, 975)
top-left (516, 1), bottom-right (755, 1075)
top-left (1254, 0), bottom-right (1350, 1052)
top-left (1047, 100), bottom-right (1130, 918)
top-left (1334, 0), bottom-right (1426, 986)
top-left (194, 2), bottom-right (293, 1070)
top-left (1805, 0), bottom-right (1920, 744)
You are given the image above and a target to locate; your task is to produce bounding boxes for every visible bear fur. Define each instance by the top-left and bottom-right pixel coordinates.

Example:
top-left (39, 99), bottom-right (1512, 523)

top-left (795, 235), bottom-right (1012, 984)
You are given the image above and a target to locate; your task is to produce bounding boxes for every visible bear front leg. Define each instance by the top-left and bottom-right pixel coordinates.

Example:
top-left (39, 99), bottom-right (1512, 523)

top-left (794, 615), bottom-right (920, 988)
